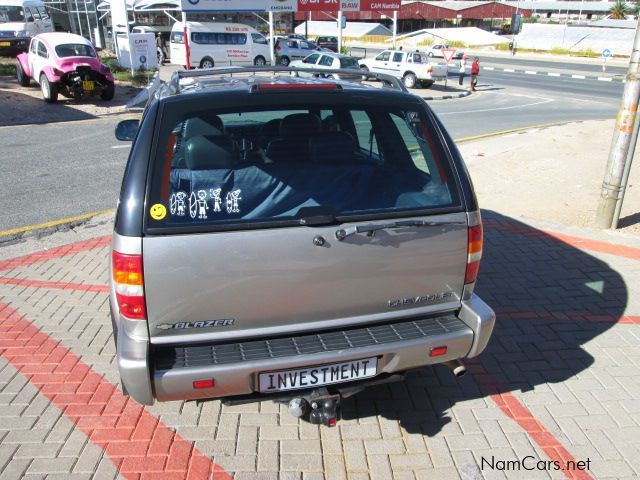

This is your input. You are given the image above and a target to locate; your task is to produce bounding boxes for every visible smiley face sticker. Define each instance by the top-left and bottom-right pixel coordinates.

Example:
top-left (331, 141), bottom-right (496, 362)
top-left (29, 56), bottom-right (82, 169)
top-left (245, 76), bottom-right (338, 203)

top-left (150, 203), bottom-right (167, 220)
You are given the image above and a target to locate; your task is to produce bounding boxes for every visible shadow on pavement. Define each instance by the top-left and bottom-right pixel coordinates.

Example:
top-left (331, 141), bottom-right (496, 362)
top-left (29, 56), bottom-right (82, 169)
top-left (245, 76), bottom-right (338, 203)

top-left (618, 211), bottom-right (640, 229)
top-left (0, 77), bottom-right (141, 126)
top-left (341, 210), bottom-right (626, 434)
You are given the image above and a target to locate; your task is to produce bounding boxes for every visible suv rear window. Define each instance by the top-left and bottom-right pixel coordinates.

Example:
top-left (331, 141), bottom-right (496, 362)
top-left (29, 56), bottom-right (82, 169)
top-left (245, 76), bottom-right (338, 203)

top-left (146, 103), bottom-right (461, 231)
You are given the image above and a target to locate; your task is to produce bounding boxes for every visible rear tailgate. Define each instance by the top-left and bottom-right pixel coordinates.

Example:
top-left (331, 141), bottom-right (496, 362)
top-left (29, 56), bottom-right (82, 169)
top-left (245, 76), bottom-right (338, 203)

top-left (143, 213), bottom-right (467, 342)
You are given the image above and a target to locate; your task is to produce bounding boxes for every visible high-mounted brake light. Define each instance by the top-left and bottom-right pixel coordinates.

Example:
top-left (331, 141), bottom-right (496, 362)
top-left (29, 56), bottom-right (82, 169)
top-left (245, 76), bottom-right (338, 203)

top-left (465, 224), bottom-right (483, 284)
top-left (112, 251), bottom-right (146, 320)
top-left (251, 83), bottom-right (341, 93)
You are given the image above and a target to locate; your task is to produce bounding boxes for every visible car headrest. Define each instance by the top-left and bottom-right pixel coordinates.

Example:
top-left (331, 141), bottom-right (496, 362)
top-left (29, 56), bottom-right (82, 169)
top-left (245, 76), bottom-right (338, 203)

top-left (280, 113), bottom-right (321, 139)
top-left (183, 116), bottom-right (224, 140)
top-left (309, 131), bottom-right (356, 164)
top-left (185, 135), bottom-right (235, 170)
top-left (261, 118), bottom-right (282, 138)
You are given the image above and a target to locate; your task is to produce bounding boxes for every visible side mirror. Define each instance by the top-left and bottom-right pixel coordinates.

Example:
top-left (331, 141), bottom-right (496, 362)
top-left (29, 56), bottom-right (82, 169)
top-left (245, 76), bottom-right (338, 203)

top-left (115, 119), bottom-right (139, 141)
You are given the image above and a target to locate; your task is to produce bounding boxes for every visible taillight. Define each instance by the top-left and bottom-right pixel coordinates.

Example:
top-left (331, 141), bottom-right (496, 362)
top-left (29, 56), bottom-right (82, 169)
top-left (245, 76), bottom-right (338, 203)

top-left (465, 224), bottom-right (483, 284)
top-left (112, 251), bottom-right (146, 320)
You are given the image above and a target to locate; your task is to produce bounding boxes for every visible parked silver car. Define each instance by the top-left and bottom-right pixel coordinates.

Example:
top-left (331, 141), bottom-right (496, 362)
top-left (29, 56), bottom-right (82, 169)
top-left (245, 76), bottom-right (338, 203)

top-left (111, 66), bottom-right (495, 426)
top-left (275, 38), bottom-right (327, 66)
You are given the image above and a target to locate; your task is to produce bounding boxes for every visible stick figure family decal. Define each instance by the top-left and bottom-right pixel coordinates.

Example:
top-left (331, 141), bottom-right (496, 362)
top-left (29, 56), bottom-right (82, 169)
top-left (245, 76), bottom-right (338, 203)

top-left (169, 189), bottom-right (242, 220)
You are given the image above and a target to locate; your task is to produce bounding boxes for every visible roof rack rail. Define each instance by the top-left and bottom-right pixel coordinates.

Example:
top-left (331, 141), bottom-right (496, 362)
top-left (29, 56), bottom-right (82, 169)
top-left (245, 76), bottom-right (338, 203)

top-left (163, 66), bottom-right (408, 96)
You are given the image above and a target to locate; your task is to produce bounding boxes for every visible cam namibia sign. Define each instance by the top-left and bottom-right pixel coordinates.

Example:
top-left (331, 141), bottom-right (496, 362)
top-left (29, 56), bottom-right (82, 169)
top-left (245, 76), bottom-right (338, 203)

top-left (181, 0), bottom-right (297, 12)
top-left (181, 0), bottom-right (400, 11)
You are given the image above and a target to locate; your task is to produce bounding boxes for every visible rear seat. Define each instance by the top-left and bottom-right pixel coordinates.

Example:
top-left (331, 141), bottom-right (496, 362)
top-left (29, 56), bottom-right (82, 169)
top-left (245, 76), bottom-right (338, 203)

top-left (265, 113), bottom-right (321, 164)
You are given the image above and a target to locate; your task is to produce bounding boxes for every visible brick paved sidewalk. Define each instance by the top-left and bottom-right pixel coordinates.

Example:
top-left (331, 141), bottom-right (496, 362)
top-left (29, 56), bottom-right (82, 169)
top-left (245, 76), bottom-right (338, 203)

top-left (0, 209), bottom-right (639, 479)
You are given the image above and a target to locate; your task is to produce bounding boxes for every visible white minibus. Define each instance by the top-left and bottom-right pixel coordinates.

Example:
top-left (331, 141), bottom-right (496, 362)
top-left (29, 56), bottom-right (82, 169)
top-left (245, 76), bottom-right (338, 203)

top-left (170, 21), bottom-right (270, 69)
top-left (0, 0), bottom-right (53, 54)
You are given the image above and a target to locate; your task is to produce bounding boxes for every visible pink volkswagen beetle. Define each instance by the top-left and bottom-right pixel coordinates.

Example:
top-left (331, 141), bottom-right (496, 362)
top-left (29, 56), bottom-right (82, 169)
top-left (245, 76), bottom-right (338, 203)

top-left (16, 32), bottom-right (115, 103)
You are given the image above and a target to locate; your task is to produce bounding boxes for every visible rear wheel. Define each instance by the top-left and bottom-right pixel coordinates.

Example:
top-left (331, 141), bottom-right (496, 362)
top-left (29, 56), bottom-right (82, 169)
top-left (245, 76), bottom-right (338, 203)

top-left (279, 56), bottom-right (290, 66)
top-left (428, 52), bottom-right (434, 57)
top-left (101, 81), bottom-right (115, 101)
top-left (359, 65), bottom-right (370, 80)
top-left (254, 55), bottom-right (266, 66)
top-left (402, 72), bottom-right (417, 89)
top-left (16, 62), bottom-right (30, 87)
top-left (40, 74), bottom-right (58, 103)
top-left (199, 57), bottom-right (214, 69)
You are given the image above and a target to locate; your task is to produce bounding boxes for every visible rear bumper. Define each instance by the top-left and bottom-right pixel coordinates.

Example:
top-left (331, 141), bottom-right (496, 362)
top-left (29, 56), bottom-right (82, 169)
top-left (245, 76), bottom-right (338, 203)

top-left (0, 38), bottom-right (29, 54)
top-left (117, 295), bottom-right (495, 405)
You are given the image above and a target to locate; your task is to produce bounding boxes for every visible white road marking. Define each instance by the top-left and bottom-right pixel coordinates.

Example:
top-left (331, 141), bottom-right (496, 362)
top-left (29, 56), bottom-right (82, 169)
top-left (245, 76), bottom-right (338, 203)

top-left (438, 95), bottom-right (554, 115)
top-left (525, 70), bottom-right (537, 75)
top-left (572, 74), bottom-right (586, 79)
top-left (598, 77), bottom-right (613, 82)
top-left (547, 72), bottom-right (561, 77)
top-left (111, 145), bottom-right (130, 149)
top-left (503, 68), bottom-right (515, 72)
top-left (483, 66), bottom-right (495, 70)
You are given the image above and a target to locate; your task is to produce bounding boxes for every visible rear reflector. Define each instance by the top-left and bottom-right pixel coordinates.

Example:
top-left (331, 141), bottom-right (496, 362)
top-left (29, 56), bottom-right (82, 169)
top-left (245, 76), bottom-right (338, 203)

top-left (113, 251), bottom-right (146, 320)
top-left (251, 83), bottom-right (342, 93)
top-left (193, 379), bottom-right (215, 389)
top-left (465, 224), bottom-right (483, 284)
top-left (430, 346), bottom-right (448, 357)
top-left (327, 417), bottom-right (337, 427)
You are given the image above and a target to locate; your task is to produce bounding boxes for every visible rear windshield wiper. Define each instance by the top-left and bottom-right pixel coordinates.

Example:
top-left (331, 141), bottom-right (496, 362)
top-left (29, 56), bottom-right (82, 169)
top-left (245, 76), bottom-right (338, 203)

top-left (335, 219), bottom-right (466, 241)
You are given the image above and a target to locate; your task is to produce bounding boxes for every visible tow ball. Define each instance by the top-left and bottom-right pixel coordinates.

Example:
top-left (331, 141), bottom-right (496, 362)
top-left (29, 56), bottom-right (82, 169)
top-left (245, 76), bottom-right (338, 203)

top-left (288, 390), bottom-right (341, 427)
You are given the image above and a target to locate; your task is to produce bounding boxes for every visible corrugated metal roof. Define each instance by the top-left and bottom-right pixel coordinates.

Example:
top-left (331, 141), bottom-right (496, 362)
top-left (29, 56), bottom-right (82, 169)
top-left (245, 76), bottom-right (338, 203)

top-left (294, 21), bottom-right (392, 37)
top-left (404, 1), bottom-right (497, 11)
top-left (503, 1), bottom-right (616, 12)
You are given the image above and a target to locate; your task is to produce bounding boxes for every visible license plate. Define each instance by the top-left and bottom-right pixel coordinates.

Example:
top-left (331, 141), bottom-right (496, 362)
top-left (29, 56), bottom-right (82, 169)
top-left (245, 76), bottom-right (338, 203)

top-left (259, 357), bottom-right (378, 393)
top-left (0, 42), bottom-right (10, 47)
top-left (82, 80), bottom-right (94, 91)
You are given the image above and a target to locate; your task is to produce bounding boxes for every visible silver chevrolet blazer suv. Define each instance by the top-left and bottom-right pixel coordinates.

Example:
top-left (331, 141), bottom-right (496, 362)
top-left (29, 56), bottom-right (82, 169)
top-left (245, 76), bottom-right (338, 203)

top-left (110, 67), bottom-right (495, 426)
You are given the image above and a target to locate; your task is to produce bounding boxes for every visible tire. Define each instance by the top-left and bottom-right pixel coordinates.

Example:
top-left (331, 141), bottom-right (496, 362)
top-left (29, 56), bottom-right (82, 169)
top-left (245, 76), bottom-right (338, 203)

top-left (101, 81), bottom-right (115, 101)
top-left (40, 74), bottom-right (58, 103)
top-left (199, 57), bottom-right (214, 69)
top-left (254, 55), bottom-right (266, 66)
top-left (326, 74), bottom-right (334, 79)
top-left (428, 52), bottom-right (434, 57)
top-left (421, 80), bottom-right (434, 89)
top-left (279, 56), bottom-right (290, 66)
top-left (359, 65), bottom-right (370, 80)
top-left (16, 62), bottom-right (30, 87)
top-left (403, 72), bottom-right (417, 89)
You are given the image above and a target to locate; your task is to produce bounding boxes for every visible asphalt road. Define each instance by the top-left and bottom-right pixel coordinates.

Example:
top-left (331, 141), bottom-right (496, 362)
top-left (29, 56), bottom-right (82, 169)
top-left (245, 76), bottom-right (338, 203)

top-left (0, 64), bottom-right (622, 233)
top-left (350, 45), bottom-right (628, 76)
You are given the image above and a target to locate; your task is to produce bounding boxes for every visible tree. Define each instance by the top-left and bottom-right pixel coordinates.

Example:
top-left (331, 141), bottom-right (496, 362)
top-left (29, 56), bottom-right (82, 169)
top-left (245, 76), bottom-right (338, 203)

top-left (610, 0), bottom-right (630, 19)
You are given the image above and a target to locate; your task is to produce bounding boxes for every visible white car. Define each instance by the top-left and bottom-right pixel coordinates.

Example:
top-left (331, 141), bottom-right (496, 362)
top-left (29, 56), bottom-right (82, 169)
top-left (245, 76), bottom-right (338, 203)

top-left (359, 49), bottom-right (447, 89)
top-left (290, 52), bottom-right (363, 81)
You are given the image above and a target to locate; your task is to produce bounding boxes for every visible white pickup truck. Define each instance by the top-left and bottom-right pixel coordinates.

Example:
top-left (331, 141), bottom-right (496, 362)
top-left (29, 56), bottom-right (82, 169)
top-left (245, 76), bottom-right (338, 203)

top-left (359, 49), bottom-right (448, 89)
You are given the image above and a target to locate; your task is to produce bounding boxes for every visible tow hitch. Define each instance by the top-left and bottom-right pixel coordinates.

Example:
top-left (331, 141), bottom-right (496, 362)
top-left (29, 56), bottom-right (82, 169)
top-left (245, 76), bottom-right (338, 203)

top-left (287, 388), bottom-right (341, 427)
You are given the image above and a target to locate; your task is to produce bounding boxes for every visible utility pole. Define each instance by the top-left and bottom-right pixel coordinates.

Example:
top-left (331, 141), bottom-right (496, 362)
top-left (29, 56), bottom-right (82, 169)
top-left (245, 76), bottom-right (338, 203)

top-left (595, 19), bottom-right (640, 229)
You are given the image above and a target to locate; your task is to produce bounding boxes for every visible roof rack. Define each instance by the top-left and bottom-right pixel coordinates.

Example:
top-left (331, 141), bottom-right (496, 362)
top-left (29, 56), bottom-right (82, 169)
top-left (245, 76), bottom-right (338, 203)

top-left (161, 66), bottom-right (408, 97)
